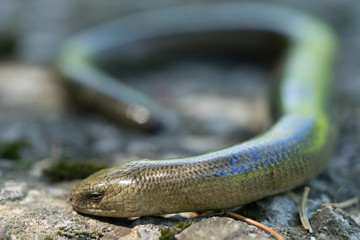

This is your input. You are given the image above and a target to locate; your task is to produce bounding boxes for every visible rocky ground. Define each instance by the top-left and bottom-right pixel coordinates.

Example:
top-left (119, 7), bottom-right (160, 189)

top-left (0, 0), bottom-right (359, 240)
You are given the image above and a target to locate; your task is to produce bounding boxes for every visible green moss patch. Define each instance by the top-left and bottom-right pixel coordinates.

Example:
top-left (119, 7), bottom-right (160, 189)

top-left (56, 226), bottom-right (104, 240)
top-left (43, 161), bottom-right (108, 182)
top-left (160, 222), bottom-right (193, 240)
top-left (0, 140), bottom-right (30, 160)
top-left (0, 35), bottom-right (17, 57)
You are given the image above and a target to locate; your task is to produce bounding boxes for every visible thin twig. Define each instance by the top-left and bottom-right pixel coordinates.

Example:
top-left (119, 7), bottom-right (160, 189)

top-left (299, 186), bottom-right (313, 233)
top-left (226, 211), bottom-right (285, 240)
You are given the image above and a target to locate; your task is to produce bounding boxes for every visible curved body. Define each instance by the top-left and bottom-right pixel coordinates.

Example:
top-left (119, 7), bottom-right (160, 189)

top-left (62, 3), bottom-right (337, 217)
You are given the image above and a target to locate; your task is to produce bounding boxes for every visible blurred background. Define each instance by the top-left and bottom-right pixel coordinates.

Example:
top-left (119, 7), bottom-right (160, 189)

top-left (0, 0), bottom-right (358, 64)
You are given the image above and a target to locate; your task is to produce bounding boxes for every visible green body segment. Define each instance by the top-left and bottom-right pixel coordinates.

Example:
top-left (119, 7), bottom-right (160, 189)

top-left (64, 3), bottom-right (337, 217)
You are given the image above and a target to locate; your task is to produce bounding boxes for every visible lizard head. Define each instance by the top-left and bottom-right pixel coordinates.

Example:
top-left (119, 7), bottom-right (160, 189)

top-left (69, 165), bottom-right (137, 217)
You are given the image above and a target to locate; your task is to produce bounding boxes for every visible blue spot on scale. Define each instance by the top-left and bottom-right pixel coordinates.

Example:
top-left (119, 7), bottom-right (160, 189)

top-left (231, 158), bottom-right (236, 165)
top-left (246, 168), bottom-right (252, 173)
top-left (252, 152), bottom-right (259, 159)
top-left (265, 160), bottom-right (270, 166)
top-left (278, 157), bottom-right (281, 161)
top-left (215, 172), bottom-right (221, 177)
top-left (222, 171), bottom-right (227, 176)
top-left (235, 168), bottom-right (241, 173)
top-left (271, 158), bottom-right (276, 163)
top-left (233, 154), bottom-right (239, 159)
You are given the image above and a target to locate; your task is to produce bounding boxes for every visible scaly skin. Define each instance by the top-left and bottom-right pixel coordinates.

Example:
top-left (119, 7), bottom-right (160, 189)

top-left (61, 4), bottom-right (337, 217)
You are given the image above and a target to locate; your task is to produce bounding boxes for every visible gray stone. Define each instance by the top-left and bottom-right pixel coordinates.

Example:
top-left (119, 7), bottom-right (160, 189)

top-left (254, 195), bottom-right (299, 227)
top-left (0, 181), bottom-right (27, 202)
top-left (176, 217), bottom-right (270, 240)
top-left (133, 225), bottom-right (162, 240)
top-left (311, 206), bottom-right (360, 240)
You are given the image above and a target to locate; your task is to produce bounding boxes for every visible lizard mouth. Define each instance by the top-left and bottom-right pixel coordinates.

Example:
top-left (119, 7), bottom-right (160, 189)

top-left (72, 205), bottom-right (118, 216)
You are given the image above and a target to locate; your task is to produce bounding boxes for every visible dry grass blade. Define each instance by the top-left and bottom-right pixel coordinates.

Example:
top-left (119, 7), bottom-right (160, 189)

top-left (299, 186), bottom-right (313, 233)
top-left (323, 196), bottom-right (360, 209)
top-left (334, 184), bottom-right (346, 203)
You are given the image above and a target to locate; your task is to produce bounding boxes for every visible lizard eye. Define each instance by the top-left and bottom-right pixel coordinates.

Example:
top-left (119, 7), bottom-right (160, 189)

top-left (89, 192), bottom-right (103, 203)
